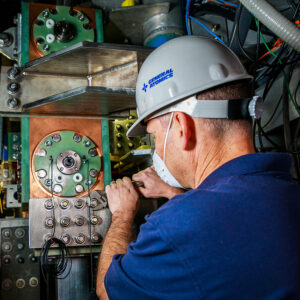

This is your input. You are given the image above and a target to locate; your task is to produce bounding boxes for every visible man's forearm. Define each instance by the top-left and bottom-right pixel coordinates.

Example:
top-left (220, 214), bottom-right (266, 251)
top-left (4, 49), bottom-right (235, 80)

top-left (96, 211), bottom-right (134, 299)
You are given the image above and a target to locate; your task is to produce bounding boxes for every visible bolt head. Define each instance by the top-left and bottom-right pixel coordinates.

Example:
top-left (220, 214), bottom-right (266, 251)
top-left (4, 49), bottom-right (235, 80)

top-left (84, 140), bottom-right (91, 147)
top-left (7, 98), bottom-right (20, 109)
top-left (52, 134), bottom-right (61, 143)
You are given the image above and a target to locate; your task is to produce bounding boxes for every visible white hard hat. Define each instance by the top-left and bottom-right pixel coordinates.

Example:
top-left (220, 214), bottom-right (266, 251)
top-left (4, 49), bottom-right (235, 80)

top-left (127, 35), bottom-right (253, 137)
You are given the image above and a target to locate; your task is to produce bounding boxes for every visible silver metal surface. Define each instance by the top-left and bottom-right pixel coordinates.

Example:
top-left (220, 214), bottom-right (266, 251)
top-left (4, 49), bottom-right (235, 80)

top-left (0, 27), bottom-right (18, 61)
top-left (29, 197), bottom-right (111, 249)
top-left (24, 42), bottom-right (151, 76)
top-left (22, 86), bottom-right (136, 116)
top-left (6, 184), bottom-right (21, 208)
top-left (56, 150), bottom-right (82, 175)
top-left (110, 3), bottom-right (170, 45)
top-left (0, 42), bottom-right (152, 115)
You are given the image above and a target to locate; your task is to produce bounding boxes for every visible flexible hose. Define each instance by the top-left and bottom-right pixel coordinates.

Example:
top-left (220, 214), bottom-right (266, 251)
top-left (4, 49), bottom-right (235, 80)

top-left (239, 0), bottom-right (300, 53)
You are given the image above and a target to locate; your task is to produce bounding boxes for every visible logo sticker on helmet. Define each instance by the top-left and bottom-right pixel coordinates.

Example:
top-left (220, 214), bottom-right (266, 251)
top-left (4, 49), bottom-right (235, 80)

top-left (142, 68), bottom-right (173, 93)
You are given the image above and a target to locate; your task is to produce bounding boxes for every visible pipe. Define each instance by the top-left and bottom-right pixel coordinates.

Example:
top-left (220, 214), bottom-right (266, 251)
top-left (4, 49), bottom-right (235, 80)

top-left (239, 0), bottom-right (300, 53)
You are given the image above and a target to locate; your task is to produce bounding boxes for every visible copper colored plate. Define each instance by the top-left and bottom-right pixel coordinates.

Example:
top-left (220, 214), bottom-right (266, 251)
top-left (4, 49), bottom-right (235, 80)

top-left (28, 3), bottom-right (97, 61)
top-left (29, 117), bottom-right (104, 198)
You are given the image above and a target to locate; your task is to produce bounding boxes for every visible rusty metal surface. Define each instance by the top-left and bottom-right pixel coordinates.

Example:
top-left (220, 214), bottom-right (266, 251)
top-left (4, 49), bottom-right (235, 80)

top-left (29, 197), bottom-right (111, 248)
top-left (29, 118), bottom-right (104, 199)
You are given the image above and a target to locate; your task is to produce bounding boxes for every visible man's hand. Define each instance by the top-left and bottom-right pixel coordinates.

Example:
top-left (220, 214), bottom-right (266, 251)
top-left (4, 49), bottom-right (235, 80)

top-left (105, 177), bottom-right (140, 218)
top-left (97, 177), bottom-right (139, 300)
top-left (132, 167), bottom-right (184, 199)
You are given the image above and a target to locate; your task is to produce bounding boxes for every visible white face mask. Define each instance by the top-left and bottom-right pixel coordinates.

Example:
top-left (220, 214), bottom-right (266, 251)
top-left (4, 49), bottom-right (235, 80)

top-left (152, 112), bottom-right (185, 189)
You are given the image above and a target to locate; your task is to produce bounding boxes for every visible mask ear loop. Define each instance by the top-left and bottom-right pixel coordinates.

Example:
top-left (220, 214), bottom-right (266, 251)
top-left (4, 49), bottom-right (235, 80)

top-left (163, 112), bottom-right (174, 163)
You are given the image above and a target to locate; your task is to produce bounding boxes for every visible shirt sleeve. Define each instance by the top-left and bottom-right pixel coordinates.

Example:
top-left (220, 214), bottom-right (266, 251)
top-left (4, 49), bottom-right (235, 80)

top-left (104, 217), bottom-right (194, 300)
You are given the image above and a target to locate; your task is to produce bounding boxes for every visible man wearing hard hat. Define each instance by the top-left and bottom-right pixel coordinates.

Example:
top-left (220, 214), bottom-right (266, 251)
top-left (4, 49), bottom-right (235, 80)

top-left (97, 36), bottom-right (300, 299)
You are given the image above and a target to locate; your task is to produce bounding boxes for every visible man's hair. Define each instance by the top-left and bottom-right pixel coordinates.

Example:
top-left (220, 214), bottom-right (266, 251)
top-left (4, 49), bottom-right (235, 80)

top-left (196, 80), bottom-right (253, 138)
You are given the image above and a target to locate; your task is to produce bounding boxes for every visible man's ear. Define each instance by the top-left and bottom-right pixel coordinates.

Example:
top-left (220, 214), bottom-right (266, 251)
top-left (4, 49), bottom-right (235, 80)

top-left (173, 112), bottom-right (196, 150)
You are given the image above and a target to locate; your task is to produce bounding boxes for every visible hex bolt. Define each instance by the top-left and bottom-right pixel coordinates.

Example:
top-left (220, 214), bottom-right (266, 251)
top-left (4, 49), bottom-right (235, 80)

top-left (16, 279), bottom-right (25, 289)
top-left (36, 19), bottom-right (44, 26)
top-left (85, 179), bottom-right (92, 186)
top-left (75, 234), bottom-right (85, 244)
top-left (49, 8), bottom-right (57, 15)
top-left (53, 184), bottom-right (63, 194)
top-left (128, 115), bottom-right (135, 120)
top-left (12, 134), bottom-right (19, 142)
top-left (45, 217), bottom-right (54, 228)
top-left (37, 169), bottom-right (47, 179)
top-left (7, 82), bottom-right (20, 94)
top-left (29, 277), bottom-right (39, 288)
top-left (90, 216), bottom-right (101, 225)
top-left (90, 198), bottom-right (98, 208)
top-left (89, 169), bottom-right (97, 178)
top-left (74, 215), bottom-right (84, 226)
top-left (52, 134), bottom-right (61, 143)
top-left (78, 14), bottom-right (85, 22)
top-left (44, 199), bottom-right (53, 210)
top-left (36, 37), bottom-right (44, 45)
top-left (61, 234), bottom-right (71, 244)
top-left (73, 134), bottom-right (82, 143)
top-left (91, 233), bottom-right (102, 243)
top-left (42, 10), bottom-right (49, 18)
top-left (128, 142), bottom-right (134, 149)
top-left (44, 179), bottom-right (52, 186)
top-left (44, 140), bottom-right (52, 147)
top-left (0, 32), bottom-right (12, 47)
top-left (116, 124), bottom-right (122, 131)
top-left (84, 140), bottom-right (91, 147)
top-left (83, 23), bottom-right (90, 30)
top-left (116, 133), bottom-right (122, 140)
top-left (12, 153), bottom-right (19, 160)
top-left (60, 217), bottom-right (70, 227)
top-left (60, 199), bottom-right (69, 209)
top-left (37, 148), bottom-right (47, 157)
top-left (7, 67), bottom-right (20, 80)
top-left (74, 198), bottom-right (84, 208)
top-left (88, 148), bottom-right (97, 157)
top-left (7, 98), bottom-right (20, 109)
top-left (75, 184), bottom-right (84, 193)
top-left (69, 9), bottom-right (77, 17)
top-left (43, 44), bottom-right (50, 51)
top-left (117, 143), bottom-right (123, 149)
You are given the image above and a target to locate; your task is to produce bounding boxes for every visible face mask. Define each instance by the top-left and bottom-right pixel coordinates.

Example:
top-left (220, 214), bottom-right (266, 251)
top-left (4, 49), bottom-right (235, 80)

top-left (152, 112), bottom-right (185, 189)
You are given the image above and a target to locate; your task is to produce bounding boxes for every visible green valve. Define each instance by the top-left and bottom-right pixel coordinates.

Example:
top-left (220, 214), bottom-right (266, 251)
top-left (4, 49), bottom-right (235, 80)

top-left (33, 6), bottom-right (95, 55)
top-left (33, 131), bottom-right (101, 197)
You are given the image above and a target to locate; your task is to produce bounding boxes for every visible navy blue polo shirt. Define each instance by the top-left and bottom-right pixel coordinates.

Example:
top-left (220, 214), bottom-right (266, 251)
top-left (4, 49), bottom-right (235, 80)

top-left (105, 153), bottom-right (300, 299)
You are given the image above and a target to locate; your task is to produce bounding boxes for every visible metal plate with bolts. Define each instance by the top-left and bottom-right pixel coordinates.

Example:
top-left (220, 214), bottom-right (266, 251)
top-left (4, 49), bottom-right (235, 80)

top-left (0, 42), bottom-right (152, 115)
top-left (110, 2), bottom-right (170, 45)
top-left (29, 193), bottom-right (111, 249)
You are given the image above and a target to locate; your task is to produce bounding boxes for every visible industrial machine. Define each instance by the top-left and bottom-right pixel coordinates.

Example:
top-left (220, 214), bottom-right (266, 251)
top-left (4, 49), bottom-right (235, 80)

top-left (0, 0), bottom-right (299, 299)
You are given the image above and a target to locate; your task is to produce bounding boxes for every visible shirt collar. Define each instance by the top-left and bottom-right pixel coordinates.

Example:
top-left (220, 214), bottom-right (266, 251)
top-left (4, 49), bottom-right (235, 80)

top-left (199, 153), bottom-right (292, 189)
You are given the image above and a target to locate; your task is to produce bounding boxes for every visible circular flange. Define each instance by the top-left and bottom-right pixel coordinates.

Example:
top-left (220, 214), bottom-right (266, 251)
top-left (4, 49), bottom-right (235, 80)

top-left (57, 150), bottom-right (81, 175)
top-left (33, 130), bottom-right (101, 197)
top-left (32, 6), bottom-right (94, 56)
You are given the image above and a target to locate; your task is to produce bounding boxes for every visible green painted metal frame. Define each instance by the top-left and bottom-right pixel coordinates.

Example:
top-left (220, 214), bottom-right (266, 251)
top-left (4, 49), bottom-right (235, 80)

top-left (96, 10), bottom-right (112, 187)
top-left (20, 6), bottom-right (111, 205)
top-left (21, 2), bottom-right (30, 203)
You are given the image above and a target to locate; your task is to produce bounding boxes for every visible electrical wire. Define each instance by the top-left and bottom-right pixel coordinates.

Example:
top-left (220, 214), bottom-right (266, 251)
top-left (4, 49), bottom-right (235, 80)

top-left (189, 16), bottom-right (225, 44)
top-left (40, 156), bottom-right (72, 282)
top-left (85, 157), bottom-right (96, 296)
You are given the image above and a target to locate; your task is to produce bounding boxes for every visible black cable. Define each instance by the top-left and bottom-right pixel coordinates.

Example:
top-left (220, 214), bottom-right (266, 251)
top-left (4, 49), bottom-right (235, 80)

top-left (40, 156), bottom-right (72, 282)
top-left (85, 158), bottom-right (96, 297)
top-left (40, 238), bottom-right (72, 281)
top-left (262, 95), bottom-right (282, 129)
